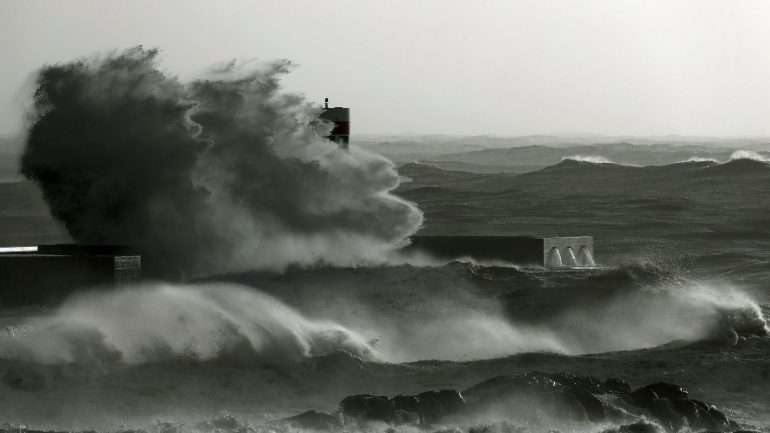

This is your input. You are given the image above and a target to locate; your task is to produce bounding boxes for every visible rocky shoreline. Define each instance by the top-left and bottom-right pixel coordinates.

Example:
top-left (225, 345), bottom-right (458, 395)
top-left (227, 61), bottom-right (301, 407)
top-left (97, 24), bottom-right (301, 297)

top-left (279, 372), bottom-right (744, 432)
top-left (0, 371), bottom-right (761, 433)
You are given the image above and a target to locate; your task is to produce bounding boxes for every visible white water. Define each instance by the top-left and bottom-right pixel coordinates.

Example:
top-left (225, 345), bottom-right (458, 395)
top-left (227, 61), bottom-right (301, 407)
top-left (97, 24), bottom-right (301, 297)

top-left (562, 155), bottom-right (615, 164)
top-left (0, 283), bottom-right (377, 365)
top-left (729, 150), bottom-right (770, 163)
top-left (0, 272), bottom-right (766, 365)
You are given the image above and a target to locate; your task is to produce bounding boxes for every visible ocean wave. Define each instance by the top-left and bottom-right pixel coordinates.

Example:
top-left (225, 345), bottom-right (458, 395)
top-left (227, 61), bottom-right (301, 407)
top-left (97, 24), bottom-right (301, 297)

top-left (681, 149), bottom-right (770, 165)
top-left (0, 283), bottom-right (377, 365)
top-left (679, 156), bottom-right (719, 163)
top-left (561, 155), bottom-right (615, 164)
top-left (212, 261), bottom-right (769, 362)
top-left (0, 261), bottom-right (765, 367)
top-left (0, 264), bottom-right (766, 430)
top-left (728, 149), bottom-right (770, 163)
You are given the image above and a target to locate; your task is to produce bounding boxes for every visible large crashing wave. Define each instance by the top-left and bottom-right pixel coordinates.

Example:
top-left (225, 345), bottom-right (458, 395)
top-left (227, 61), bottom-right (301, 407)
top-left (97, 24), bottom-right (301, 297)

top-left (312, 261), bottom-right (766, 361)
top-left (185, 262), bottom-right (767, 363)
top-left (2, 265), bottom-right (764, 366)
top-left (21, 47), bottom-right (422, 275)
top-left (0, 283), bottom-right (376, 365)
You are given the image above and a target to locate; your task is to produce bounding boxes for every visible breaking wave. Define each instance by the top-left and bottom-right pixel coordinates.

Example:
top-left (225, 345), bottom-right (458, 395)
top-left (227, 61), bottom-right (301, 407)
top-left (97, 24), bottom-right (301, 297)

top-left (389, 277), bottom-right (767, 360)
top-left (209, 261), bottom-right (769, 363)
top-left (680, 156), bottom-right (719, 163)
top-left (0, 265), bottom-right (766, 430)
top-left (540, 272), bottom-right (769, 353)
top-left (561, 155), bottom-right (615, 164)
top-left (0, 283), bottom-right (377, 365)
top-left (728, 149), bottom-right (770, 163)
top-left (21, 47), bottom-right (422, 276)
top-left (0, 261), bottom-right (765, 368)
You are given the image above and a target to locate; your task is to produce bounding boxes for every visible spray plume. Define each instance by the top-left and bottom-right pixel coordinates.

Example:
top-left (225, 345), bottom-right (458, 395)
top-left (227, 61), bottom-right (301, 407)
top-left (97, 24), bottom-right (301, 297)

top-left (0, 282), bottom-right (377, 365)
top-left (21, 47), bottom-right (422, 275)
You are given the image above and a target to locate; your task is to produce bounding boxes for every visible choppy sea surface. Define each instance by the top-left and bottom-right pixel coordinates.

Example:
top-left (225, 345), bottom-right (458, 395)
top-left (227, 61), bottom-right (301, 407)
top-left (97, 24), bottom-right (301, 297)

top-left (1, 158), bottom-right (770, 432)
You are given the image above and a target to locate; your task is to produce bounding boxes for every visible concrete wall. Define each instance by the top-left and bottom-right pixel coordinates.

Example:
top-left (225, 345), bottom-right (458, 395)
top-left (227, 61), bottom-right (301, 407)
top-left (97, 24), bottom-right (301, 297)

top-left (542, 236), bottom-right (594, 268)
top-left (0, 246), bottom-right (142, 305)
top-left (407, 235), bottom-right (595, 268)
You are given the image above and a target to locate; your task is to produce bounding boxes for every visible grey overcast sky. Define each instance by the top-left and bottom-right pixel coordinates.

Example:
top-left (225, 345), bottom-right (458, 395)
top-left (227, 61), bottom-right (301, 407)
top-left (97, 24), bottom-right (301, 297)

top-left (1, 0), bottom-right (769, 137)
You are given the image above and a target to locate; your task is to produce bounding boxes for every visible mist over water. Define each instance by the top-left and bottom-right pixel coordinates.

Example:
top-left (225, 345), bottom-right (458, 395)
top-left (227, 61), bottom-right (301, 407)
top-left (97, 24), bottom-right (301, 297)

top-left (0, 283), bottom-right (377, 365)
top-left (3, 265), bottom-right (763, 367)
top-left (20, 47), bottom-right (422, 275)
top-left (6, 47), bottom-right (770, 432)
top-left (310, 268), bottom-right (768, 361)
top-left (0, 265), bottom-right (765, 430)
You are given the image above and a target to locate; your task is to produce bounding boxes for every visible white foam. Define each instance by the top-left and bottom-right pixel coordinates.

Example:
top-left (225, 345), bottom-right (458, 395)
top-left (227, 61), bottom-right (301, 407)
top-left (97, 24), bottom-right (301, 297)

top-left (681, 156), bottom-right (719, 163)
top-left (0, 283), bottom-right (377, 364)
top-left (728, 149), bottom-right (770, 162)
top-left (562, 155), bottom-right (615, 164)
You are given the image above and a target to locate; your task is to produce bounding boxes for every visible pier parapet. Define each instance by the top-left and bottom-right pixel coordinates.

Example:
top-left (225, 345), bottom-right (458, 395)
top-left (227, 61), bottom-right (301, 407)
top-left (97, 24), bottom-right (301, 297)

top-left (408, 235), bottom-right (595, 268)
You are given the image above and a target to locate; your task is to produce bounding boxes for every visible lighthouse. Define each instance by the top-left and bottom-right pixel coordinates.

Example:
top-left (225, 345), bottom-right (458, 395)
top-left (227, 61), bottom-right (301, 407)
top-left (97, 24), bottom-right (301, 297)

top-left (319, 98), bottom-right (350, 149)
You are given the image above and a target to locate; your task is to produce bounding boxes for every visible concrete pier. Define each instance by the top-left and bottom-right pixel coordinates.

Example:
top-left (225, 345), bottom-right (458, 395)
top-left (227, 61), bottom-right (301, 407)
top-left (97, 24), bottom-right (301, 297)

top-left (408, 235), bottom-right (595, 268)
top-left (0, 244), bottom-right (141, 305)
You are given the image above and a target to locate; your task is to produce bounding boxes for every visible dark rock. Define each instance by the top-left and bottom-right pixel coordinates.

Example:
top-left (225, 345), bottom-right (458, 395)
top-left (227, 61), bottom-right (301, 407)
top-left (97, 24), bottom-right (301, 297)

top-left (332, 373), bottom-right (736, 432)
top-left (282, 410), bottom-right (341, 431)
top-left (626, 382), bottom-right (734, 432)
top-left (604, 378), bottom-right (633, 394)
top-left (416, 389), bottom-right (465, 424)
top-left (340, 394), bottom-right (394, 423)
top-left (392, 394), bottom-right (420, 412)
top-left (340, 389), bottom-right (465, 426)
top-left (463, 372), bottom-right (616, 422)
top-left (392, 394), bottom-right (421, 424)
top-left (631, 383), bottom-right (688, 403)
top-left (672, 398), bottom-right (724, 430)
top-left (606, 421), bottom-right (663, 433)
top-left (648, 398), bottom-right (683, 432)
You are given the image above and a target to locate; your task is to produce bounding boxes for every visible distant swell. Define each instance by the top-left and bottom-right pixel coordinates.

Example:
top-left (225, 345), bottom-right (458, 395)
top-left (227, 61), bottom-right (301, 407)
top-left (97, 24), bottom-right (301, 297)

top-left (679, 150), bottom-right (770, 164)
top-left (561, 155), bottom-right (615, 164)
top-left (680, 156), bottom-right (719, 163)
top-left (729, 149), bottom-right (770, 163)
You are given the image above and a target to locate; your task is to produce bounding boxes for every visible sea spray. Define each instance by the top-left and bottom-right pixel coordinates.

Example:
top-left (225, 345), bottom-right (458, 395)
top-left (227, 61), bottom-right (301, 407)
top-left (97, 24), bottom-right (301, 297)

top-left (0, 282), bottom-right (377, 365)
top-left (21, 47), bottom-right (422, 276)
top-left (220, 262), bottom-right (769, 362)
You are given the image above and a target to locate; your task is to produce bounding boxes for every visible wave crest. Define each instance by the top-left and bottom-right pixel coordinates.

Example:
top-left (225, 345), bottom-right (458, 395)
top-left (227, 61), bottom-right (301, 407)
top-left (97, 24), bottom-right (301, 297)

top-left (728, 149), bottom-right (770, 163)
top-left (561, 155), bottom-right (615, 164)
top-left (0, 283), bottom-right (377, 365)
